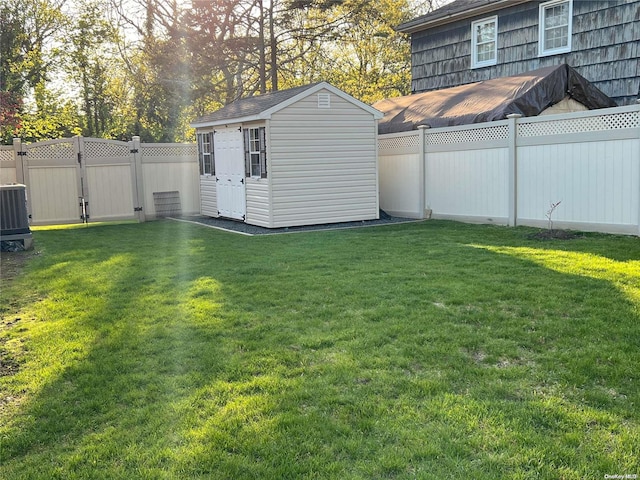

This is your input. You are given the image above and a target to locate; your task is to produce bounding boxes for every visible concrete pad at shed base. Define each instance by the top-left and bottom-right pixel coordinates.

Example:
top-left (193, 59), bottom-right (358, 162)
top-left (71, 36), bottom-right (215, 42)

top-left (0, 233), bottom-right (34, 251)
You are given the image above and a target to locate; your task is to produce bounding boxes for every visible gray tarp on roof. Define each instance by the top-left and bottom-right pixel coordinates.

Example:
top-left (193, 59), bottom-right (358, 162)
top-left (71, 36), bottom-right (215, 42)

top-left (192, 83), bottom-right (319, 125)
top-left (374, 65), bottom-right (616, 135)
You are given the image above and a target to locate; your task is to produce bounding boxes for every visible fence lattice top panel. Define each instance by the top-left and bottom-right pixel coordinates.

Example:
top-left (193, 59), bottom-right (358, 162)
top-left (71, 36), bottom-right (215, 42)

top-left (142, 145), bottom-right (197, 158)
top-left (378, 134), bottom-right (420, 151)
top-left (27, 140), bottom-right (75, 161)
top-left (85, 140), bottom-right (130, 158)
top-left (0, 147), bottom-right (13, 163)
top-left (518, 110), bottom-right (639, 137)
top-left (427, 124), bottom-right (509, 145)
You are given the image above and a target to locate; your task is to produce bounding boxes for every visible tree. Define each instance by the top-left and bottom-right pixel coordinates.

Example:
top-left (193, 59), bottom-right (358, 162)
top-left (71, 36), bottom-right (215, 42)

top-left (187, 0), bottom-right (264, 106)
top-left (323, 0), bottom-right (414, 103)
top-left (0, 2), bottom-right (24, 94)
top-left (0, 92), bottom-right (22, 143)
top-left (0, 0), bottom-right (449, 144)
top-left (3, 0), bottom-right (69, 102)
top-left (111, 0), bottom-right (194, 141)
top-left (65, 1), bottom-right (122, 137)
top-left (0, 3), bottom-right (24, 141)
top-left (15, 83), bottom-right (82, 142)
top-left (1, 0), bottom-right (68, 142)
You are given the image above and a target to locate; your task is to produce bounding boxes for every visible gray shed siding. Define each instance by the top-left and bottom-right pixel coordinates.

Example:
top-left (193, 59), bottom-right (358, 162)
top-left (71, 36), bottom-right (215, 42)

top-left (245, 179), bottom-right (270, 227)
top-left (410, 0), bottom-right (640, 105)
top-left (200, 176), bottom-right (217, 217)
top-left (268, 89), bottom-right (379, 228)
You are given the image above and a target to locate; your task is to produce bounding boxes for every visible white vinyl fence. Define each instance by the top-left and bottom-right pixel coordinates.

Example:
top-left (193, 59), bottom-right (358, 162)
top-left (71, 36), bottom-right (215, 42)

top-left (379, 104), bottom-right (640, 236)
top-left (0, 146), bottom-right (16, 184)
top-left (0, 136), bottom-right (199, 225)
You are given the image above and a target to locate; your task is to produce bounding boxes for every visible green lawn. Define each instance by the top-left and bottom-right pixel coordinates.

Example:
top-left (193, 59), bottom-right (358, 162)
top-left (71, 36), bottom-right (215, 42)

top-left (1, 220), bottom-right (639, 479)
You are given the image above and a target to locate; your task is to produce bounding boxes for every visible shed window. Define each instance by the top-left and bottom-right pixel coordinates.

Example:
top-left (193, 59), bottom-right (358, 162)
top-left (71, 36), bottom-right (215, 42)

top-left (197, 132), bottom-right (214, 175)
top-left (539, 0), bottom-right (572, 56)
top-left (243, 127), bottom-right (267, 178)
top-left (471, 16), bottom-right (497, 68)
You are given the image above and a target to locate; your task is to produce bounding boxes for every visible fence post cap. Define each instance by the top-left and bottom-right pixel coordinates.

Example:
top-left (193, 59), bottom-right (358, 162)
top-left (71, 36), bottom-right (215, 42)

top-left (417, 124), bottom-right (431, 130)
top-left (506, 113), bottom-right (523, 119)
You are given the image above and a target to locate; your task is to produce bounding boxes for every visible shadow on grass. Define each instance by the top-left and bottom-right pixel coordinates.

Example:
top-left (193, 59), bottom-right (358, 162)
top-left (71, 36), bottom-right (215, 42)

top-left (1, 220), bottom-right (639, 478)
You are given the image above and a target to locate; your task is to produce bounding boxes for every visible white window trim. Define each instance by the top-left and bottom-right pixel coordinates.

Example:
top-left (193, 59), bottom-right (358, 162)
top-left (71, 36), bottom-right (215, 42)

top-left (538, 0), bottom-right (573, 57)
top-left (197, 131), bottom-right (214, 176)
top-left (471, 16), bottom-right (498, 69)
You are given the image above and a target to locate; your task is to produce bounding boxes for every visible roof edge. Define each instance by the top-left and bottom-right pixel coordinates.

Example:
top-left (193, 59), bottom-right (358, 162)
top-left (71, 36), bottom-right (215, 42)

top-left (191, 82), bottom-right (383, 128)
top-left (397, 0), bottom-right (530, 34)
top-left (260, 82), bottom-right (384, 119)
top-left (190, 114), bottom-right (264, 128)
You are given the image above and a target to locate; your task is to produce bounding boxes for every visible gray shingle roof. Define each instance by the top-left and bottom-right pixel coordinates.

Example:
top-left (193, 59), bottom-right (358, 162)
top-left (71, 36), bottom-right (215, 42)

top-left (397, 0), bottom-right (525, 33)
top-left (192, 83), bottom-right (320, 126)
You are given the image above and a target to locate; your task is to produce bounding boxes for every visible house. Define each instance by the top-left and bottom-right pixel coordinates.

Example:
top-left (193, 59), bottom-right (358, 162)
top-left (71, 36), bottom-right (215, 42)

top-left (397, 0), bottom-right (640, 106)
top-left (374, 64), bottom-right (616, 134)
top-left (190, 82), bottom-right (383, 228)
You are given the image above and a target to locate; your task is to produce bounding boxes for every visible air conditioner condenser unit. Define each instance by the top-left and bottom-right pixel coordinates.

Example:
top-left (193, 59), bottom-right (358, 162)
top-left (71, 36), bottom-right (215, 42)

top-left (1, 184), bottom-right (33, 251)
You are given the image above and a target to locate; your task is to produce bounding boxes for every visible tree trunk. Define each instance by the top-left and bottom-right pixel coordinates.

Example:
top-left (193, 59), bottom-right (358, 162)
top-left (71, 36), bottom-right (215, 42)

top-left (269, 0), bottom-right (277, 91)
top-left (258, 0), bottom-right (266, 93)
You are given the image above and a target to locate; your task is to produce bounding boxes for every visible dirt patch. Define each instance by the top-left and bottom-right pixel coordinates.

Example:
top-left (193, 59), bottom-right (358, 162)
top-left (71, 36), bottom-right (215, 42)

top-left (0, 317), bottom-right (23, 378)
top-left (0, 249), bottom-right (39, 285)
top-left (527, 229), bottom-right (584, 241)
top-left (1, 251), bottom-right (37, 379)
top-left (0, 341), bottom-right (21, 377)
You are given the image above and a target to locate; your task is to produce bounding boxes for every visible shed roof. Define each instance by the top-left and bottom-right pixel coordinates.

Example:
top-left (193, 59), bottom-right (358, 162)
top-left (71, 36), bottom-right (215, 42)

top-left (373, 64), bottom-right (616, 135)
top-left (396, 0), bottom-right (530, 34)
top-left (191, 82), bottom-right (383, 128)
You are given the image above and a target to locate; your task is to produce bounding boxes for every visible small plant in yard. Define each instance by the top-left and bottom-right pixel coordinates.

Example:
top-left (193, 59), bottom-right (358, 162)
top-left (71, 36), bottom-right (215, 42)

top-left (529, 200), bottom-right (578, 240)
top-left (545, 200), bottom-right (562, 232)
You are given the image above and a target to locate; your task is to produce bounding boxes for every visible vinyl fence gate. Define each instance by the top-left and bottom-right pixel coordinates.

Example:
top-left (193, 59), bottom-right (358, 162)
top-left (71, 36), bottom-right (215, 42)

top-left (12, 137), bottom-right (144, 225)
top-left (5, 137), bottom-right (200, 225)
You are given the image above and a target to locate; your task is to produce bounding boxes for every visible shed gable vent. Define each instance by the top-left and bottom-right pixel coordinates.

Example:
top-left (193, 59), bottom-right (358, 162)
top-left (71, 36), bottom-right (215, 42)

top-left (317, 93), bottom-right (331, 108)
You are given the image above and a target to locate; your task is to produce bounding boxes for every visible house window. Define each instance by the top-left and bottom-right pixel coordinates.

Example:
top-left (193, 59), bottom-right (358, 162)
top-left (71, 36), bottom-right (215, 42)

top-left (243, 126), bottom-right (267, 178)
top-left (471, 16), bottom-right (497, 68)
top-left (539, 0), bottom-right (572, 56)
top-left (197, 132), bottom-right (214, 175)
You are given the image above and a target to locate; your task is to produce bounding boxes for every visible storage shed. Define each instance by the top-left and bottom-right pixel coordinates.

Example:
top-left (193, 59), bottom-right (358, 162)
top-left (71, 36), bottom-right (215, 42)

top-left (191, 82), bottom-right (383, 228)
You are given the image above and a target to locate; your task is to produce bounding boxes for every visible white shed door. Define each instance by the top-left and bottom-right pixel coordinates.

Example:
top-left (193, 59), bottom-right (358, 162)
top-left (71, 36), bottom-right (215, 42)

top-left (214, 127), bottom-right (246, 220)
